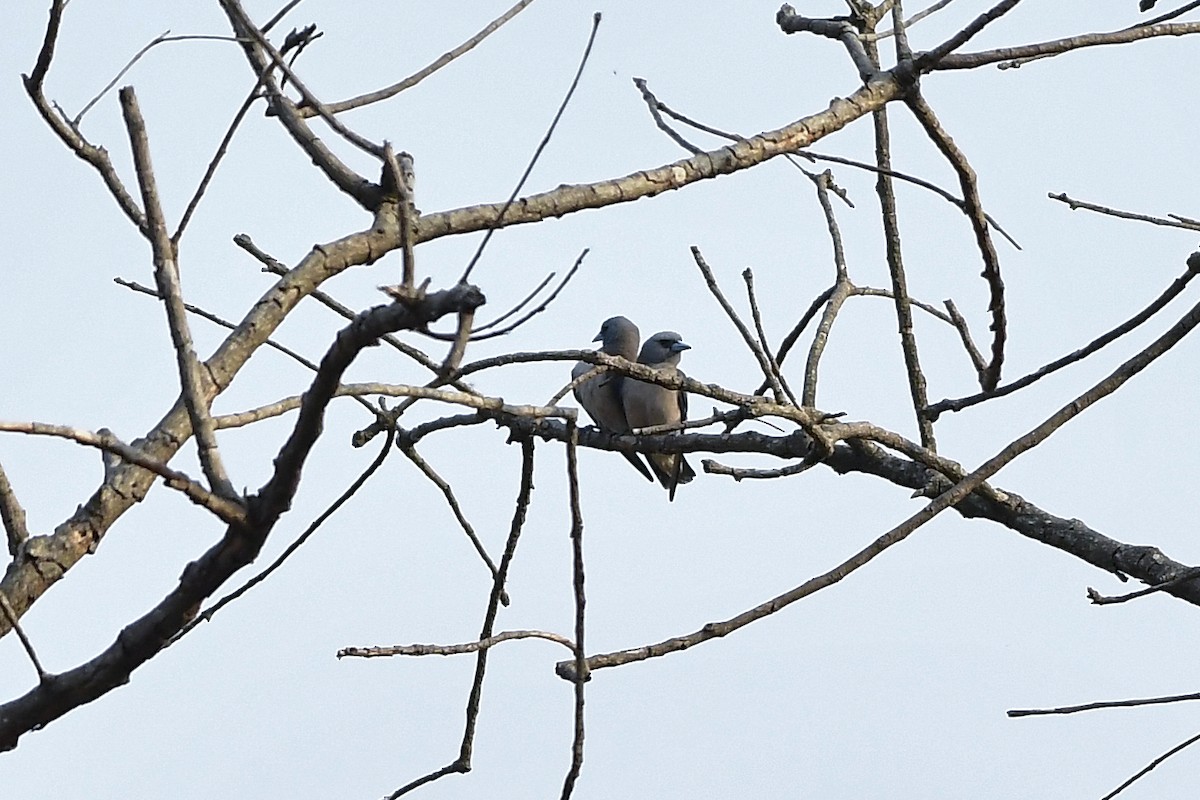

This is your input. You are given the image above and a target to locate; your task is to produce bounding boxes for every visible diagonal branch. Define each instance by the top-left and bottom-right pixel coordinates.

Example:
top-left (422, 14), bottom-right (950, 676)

top-left (926, 254), bottom-right (1200, 419)
top-left (310, 0), bottom-right (538, 117)
top-left (120, 87), bottom-right (238, 501)
top-left (0, 462), bottom-right (29, 556)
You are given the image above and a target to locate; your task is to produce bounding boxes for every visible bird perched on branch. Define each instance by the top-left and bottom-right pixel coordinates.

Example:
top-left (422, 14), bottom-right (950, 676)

top-left (572, 316), bottom-right (655, 482)
top-left (622, 330), bottom-right (696, 501)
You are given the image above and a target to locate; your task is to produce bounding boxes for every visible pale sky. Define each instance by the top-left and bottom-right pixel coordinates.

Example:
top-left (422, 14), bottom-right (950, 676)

top-left (5, 2), bottom-right (1200, 798)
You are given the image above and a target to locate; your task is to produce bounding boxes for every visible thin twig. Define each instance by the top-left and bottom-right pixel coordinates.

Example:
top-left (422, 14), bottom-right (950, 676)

top-left (1086, 566), bottom-right (1200, 605)
top-left (459, 12), bottom-right (601, 282)
top-left (0, 590), bottom-right (46, 680)
top-left (339, 629), bottom-right (574, 658)
top-left (1100, 730), bottom-right (1200, 800)
top-left (310, 0), bottom-right (537, 116)
top-left (75, 32), bottom-right (245, 126)
top-left (943, 298), bottom-right (989, 380)
top-left (691, 248), bottom-right (786, 402)
top-left (931, 21), bottom-right (1200, 71)
top-left (743, 269), bottom-right (799, 406)
top-left (174, 83), bottom-right (260, 243)
top-left (401, 444), bottom-right (508, 605)
top-left (471, 272), bottom-right (555, 333)
top-left (386, 438), bottom-right (536, 799)
top-left (1009, 690), bottom-right (1200, 718)
top-left (703, 459), bottom-right (815, 481)
top-left (1049, 192), bottom-right (1200, 232)
top-left (168, 427), bottom-right (396, 646)
top-left (261, 0), bottom-right (305, 34)
top-left (432, 250), bottom-right (587, 341)
top-left (927, 255), bottom-right (1200, 419)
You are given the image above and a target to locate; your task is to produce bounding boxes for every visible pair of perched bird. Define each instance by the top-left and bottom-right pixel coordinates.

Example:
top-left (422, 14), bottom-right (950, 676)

top-left (571, 317), bottom-right (696, 500)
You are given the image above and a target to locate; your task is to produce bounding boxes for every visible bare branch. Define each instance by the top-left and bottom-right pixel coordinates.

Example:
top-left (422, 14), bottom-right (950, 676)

top-left (914, 0), bottom-right (1023, 69)
top-left (400, 444), bottom-right (508, 604)
top-left (460, 11), bottom-right (601, 282)
top-left (415, 77), bottom-right (905, 244)
top-left (927, 253), bottom-right (1200, 420)
top-left (0, 590), bottom-right (46, 680)
top-left (561, 424), bottom-right (588, 800)
top-left (384, 438), bottom-right (536, 799)
top-left (338, 629), bottom-right (574, 658)
top-left (1049, 192), bottom-right (1200, 232)
top-left (775, 5), bottom-right (878, 80)
top-left (931, 21), bottom-right (1200, 71)
top-left (1086, 566), bottom-right (1200, 605)
top-left (174, 84), bottom-right (260, 243)
top-left (906, 91), bottom-right (1007, 390)
top-left (0, 462), bottom-right (29, 556)
top-left (0, 422), bottom-right (246, 525)
top-left (23, 0), bottom-right (148, 235)
top-left (942, 298), bottom-right (989, 380)
top-left (313, 0), bottom-right (538, 116)
top-left (1010, 690), bottom-right (1200, 718)
top-left (1100, 730), bottom-right (1200, 800)
top-left (691, 248), bottom-right (787, 404)
top-left (217, 0), bottom-right (382, 209)
top-left (869, 62), bottom-right (936, 449)
top-left (743, 268), bottom-right (800, 406)
top-left (383, 144), bottom-right (417, 288)
top-left (168, 426), bottom-right (396, 645)
top-left (120, 86), bottom-right (238, 501)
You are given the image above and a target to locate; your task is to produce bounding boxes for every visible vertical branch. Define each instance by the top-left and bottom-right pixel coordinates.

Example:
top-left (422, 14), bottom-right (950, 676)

top-left (0, 463), bottom-right (29, 556)
top-left (561, 423), bottom-right (587, 800)
top-left (691, 248), bottom-right (786, 402)
top-left (863, 37), bottom-right (937, 450)
top-left (383, 144), bottom-right (417, 289)
top-left (801, 172), bottom-right (854, 406)
top-left (906, 91), bottom-right (1007, 390)
top-left (459, 11), bottom-right (602, 282)
top-left (387, 438), bottom-right (536, 800)
top-left (119, 87), bottom-right (238, 499)
top-left (742, 269), bottom-right (799, 406)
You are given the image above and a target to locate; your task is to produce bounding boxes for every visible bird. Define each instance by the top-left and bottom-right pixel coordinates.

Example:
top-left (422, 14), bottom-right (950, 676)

top-left (622, 330), bottom-right (696, 500)
top-left (572, 316), bottom-right (655, 482)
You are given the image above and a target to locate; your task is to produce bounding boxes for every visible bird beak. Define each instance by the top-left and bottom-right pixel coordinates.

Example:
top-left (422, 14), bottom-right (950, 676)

top-left (671, 341), bottom-right (691, 353)
top-left (592, 332), bottom-right (604, 343)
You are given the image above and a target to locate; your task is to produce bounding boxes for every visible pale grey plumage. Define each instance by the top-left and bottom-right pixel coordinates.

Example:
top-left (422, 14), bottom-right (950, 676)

top-left (572, 317), bottom-right (655, 482)
top-left (622, 331), bottom-right (696, 501)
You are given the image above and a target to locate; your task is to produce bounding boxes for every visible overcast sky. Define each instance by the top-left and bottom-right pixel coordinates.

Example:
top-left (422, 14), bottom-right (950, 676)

top-left (5, 2), bottom-right (1200, 798)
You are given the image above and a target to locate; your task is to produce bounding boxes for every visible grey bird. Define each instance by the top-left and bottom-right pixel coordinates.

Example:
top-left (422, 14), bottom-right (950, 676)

top-left (572, 317), bottom-right (655, 482)
top-left (622, 331), bottom-right (696, 501)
